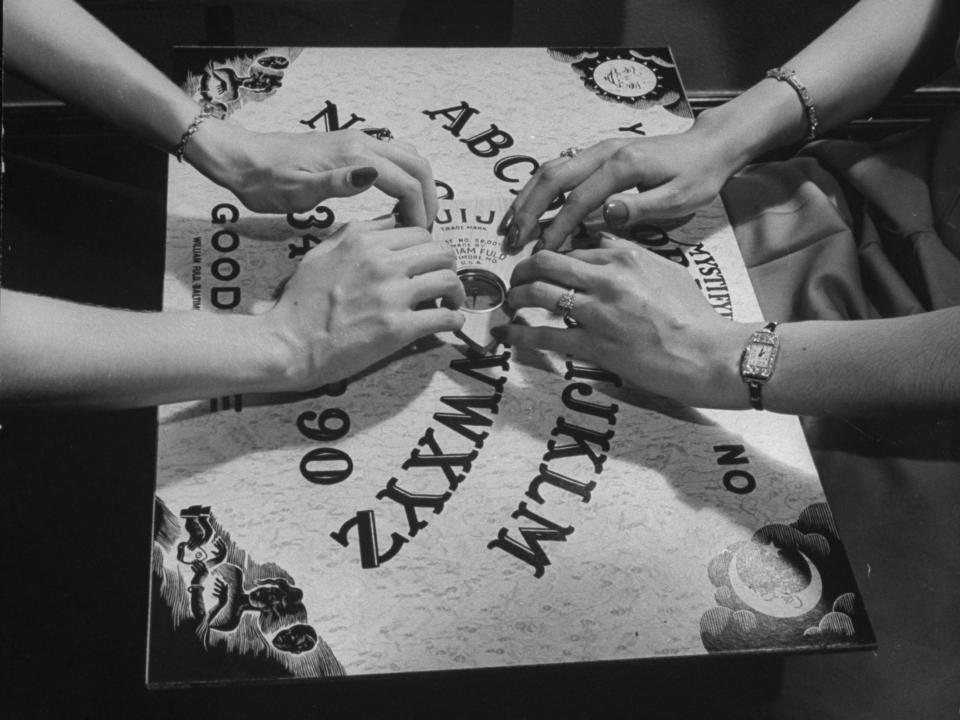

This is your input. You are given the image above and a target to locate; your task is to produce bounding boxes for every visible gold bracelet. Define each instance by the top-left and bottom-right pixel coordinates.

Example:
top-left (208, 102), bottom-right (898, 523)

top-left (175, 107), bottom-right (218, 163)
top-left (765, 67), bottom-right (820, 141)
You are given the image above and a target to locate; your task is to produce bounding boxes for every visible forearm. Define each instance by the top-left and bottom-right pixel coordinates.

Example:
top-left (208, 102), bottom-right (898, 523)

top-left (708, 309), bottom-right (960, 417)
top-left (693, 0), bottom-right (953, 171)
top-left (0, 291), bottom-right (295, 410)
top-left (3, 0), bottom-right (198, 153)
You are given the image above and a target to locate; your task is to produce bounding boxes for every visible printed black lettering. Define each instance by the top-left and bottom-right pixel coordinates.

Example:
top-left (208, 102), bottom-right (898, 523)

top-left (649, 246), bottom-right (689, 267)
top-left (618, 121), bottom-right (646, 135)
top-left (435, 179), bottom-right (455, 200)
top-left (300, 447), bottom-right (353, 485)
top-left (297, 408), bottom-right (350, 442)
top-left (487, 502), bottom-right (574, 578)
top-left (460, 124), bottom-right (514, 158)
top-left (723, 469), bottom-right (756, 495)
top-left (287, 205), bottom-right (334, 231)
top-left (301, 100), bottom-right (364, 131)
top-left (210, 287), bottom-right (240, 310)
top-left (433, 394), bottom-right (501, 448)
top-left (422, 101), bottom-right (480, 137)
top-left (450, 352), bottom-right (511, 393)
top-left (210, 203), bottom-right (239, 224)
top-left (493, 154), bottom-right (539, 193)
top-left (402, 427), bottom-right (478, 490)
top-left (211, 257), bottom-right (240, 282)
top-left (526, 463), bottom-right (596, 504)
top-left (211, 229), bottom-right (239, 253)
top-left (544, 418), bottom-right (614, 474)
top-left (561, 383), bottom-right (618, 425)
top-left (564, 362), bottom-right (622, 387)
top-left (714, 444), bottom-right (749, 466)
top-left (376, 477), bottom-right (452, 537)
top-left (331, 510), bottom-right (407, 569)
top-left (287, 233), bottom-right (323, 260)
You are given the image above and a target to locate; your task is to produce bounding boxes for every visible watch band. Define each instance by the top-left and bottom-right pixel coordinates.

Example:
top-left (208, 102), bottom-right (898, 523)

top-left (741, 321), bottom-right (779, 411)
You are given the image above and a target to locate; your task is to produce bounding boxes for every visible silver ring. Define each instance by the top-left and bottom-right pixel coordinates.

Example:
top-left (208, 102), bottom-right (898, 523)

top-left (559, 145), bottom-right (583, 159)
top-left (556, 288), bottom-right (579, 327)
top-left (556, 288), bottom-right (576, 315)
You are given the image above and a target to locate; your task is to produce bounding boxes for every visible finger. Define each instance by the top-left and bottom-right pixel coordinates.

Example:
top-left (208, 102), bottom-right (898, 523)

top-left (594, 232), bottom-right (638, 252)
top-left (406, 306), bottom-right (466, 337)
top-left (509, 249), bottom-right (596, 289)
top-left (364, 225), bottom-right (435, 252)
top-left (506, 281), bottom-right (592, 319)
top-left (344, 216), bottom-right (402, 233)
top-left (304, 216), bottom-right (402, 257)
top-left (394, 242), bottom-right (458, 276)
top-left (326, 164), bottom-right (381, 197)
top-left (283, 164), bottom-right (379, 212)
top-left (539, 158), bottom-right (640, 250)
top-left (602, 185), bottom-right (696, 229)
top-left (510, 145), bottom-right (617, 246)
top-left (490, 323), bottom-right (585, 357)
top-left (367, 141), bottom-right (437, 228)
top-left (564, 246), bottom-right (621, 265)
top-left (408, 268), bottom-right (466, 307)
top-left (360, 160), bottom-right (427, 229)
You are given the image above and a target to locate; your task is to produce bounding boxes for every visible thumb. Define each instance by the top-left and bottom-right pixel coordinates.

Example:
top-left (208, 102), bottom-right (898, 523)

top-left (601, 188), bottom-right (696, 230)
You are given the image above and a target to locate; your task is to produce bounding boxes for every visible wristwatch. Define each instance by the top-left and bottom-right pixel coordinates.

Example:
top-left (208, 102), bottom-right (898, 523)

top-left (739, 322), bottom-right (780, 410)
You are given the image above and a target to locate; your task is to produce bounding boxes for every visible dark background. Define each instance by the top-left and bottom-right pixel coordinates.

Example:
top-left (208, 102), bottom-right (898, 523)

top-left (2, 2), bottom-right (959, 718)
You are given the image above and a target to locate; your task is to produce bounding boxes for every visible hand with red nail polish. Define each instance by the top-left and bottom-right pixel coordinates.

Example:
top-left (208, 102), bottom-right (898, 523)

top-left (504, 128), bottom-right (738, 252)
top-left (493, 234), bottom-right (753, 410)
top-left (185, 125), bottom-right (439, 228)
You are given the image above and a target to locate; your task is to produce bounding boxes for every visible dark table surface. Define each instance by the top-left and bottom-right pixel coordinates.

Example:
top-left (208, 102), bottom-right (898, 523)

top-left (3, 3), bottom-right (960, 715)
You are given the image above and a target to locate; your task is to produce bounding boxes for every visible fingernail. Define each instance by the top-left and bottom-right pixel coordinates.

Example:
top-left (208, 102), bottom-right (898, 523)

top-left (603, 200), bottom-right (628, 227)
top-left (497, 207), bottom-right (515, 235)
top-left (581, 216), bottom-right (606, 233)
top-left (506, 223), bottom-right (521, 250)
top-left (350, 166), bottom-right (378, 187)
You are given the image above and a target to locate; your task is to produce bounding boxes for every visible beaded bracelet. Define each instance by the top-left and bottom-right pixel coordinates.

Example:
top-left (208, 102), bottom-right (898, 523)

top-left (765, 67), bottom-right (820, 141)
top-left (175, 106), bottom-right (218, 163)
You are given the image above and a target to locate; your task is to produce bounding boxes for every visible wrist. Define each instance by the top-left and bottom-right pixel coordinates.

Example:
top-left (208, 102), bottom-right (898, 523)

top-left (243, 311), bottom-right (318, 394)
top-left (693, 79), bottom-right (810, 172)
top-left (699, 320), bottom-right (767, 410)
top-left (689, 106), bottom-right (756, 178)
top-left (182, 119), bottom-right (259, 200)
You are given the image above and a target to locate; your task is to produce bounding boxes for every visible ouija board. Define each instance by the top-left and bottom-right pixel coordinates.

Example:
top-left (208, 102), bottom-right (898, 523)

top-left (149, 47), bottom-right (874, 686)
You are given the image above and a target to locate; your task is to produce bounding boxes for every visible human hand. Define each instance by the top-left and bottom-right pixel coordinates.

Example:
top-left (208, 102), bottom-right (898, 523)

top-left (258, 217), bottom-right (465, 392)
top-left (492, 235), bottom-right (758, 409)
top-left (186, 122), bottom-right (439, 228)
top-left (502, 126), bottom-right (735, 252)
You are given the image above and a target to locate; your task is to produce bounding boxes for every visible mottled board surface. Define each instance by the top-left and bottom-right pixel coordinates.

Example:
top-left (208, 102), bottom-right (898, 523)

top-left (149, 48), bottom-right (873, 686)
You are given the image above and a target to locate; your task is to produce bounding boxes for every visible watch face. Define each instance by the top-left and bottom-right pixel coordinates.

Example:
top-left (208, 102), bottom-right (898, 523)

top-left (741, 337), bottom-right (778, 380)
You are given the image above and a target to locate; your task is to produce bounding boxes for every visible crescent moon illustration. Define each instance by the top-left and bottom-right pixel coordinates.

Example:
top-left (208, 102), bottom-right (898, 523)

top-left (727, 543), bottom-right (823, 619)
